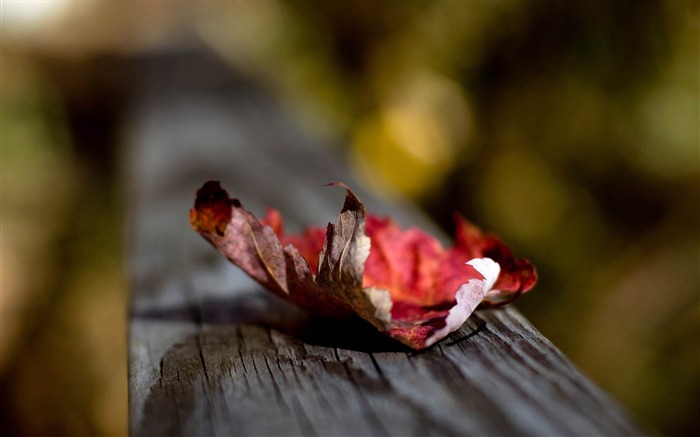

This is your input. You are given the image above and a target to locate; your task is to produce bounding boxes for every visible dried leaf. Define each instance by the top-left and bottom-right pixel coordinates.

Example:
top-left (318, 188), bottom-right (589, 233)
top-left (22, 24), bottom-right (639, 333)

top-left (191, 181), bottom-right (536, 349)
top-left (191, 181), bottom-right (353, 318)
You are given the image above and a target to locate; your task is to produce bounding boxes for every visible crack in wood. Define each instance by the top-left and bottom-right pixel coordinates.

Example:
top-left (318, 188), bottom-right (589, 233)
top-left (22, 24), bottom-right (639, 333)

top-left (235, 326), bottom-right (248, 374)
top-left (262, 355), bottom-right (292, 413)
top-left (196, 337), bottom-right (210, 384)
top-left (339, 360), bottom-right (390, 436)
top-left (367, 352), bottom-right (386, 383)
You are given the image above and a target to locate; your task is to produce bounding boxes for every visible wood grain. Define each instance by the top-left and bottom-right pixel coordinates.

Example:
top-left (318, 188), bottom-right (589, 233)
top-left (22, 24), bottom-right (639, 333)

top-left (126, 48), bottom-right (643, 436)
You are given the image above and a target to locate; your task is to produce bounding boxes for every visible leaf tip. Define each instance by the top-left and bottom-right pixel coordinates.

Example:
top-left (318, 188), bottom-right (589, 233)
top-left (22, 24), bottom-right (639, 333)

top-left (323, 181), bottom-right (345, 187)
top-left (323, 182), bottom-right (364, 215)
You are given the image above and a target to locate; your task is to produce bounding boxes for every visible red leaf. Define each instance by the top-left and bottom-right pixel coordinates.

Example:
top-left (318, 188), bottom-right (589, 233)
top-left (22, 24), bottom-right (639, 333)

top-left (191, 181), bottom-right (536, 349)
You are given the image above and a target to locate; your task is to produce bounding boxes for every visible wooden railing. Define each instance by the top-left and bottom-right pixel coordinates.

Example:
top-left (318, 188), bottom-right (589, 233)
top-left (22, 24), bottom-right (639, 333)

top-left (126, 47), bottom-right (642, 436)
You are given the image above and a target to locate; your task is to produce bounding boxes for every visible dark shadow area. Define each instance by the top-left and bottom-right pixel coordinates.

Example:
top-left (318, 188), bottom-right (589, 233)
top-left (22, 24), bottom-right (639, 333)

top-left (132, 290), bottom-right (411, 353)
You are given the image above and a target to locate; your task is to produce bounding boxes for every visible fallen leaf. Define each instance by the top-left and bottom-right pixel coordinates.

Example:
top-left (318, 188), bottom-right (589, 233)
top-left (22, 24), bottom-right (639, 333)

top-left (191, 181), bottom-right (536, 349)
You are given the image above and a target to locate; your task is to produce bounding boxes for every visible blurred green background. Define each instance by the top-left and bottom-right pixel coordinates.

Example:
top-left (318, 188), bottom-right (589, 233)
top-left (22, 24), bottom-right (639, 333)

top-left (1, 1), bottom-right (698, 436)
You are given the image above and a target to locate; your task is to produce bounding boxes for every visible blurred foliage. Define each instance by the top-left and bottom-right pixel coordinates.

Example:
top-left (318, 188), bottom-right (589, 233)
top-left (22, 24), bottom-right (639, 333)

top-left (1, 20), bottom-right (127, 437)
top-left (1, 1), bottom-right (698, 436)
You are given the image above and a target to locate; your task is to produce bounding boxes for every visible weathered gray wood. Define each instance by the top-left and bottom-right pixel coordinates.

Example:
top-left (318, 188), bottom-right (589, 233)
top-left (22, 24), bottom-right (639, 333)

top-left (126, 47), bottom-right (644, 436)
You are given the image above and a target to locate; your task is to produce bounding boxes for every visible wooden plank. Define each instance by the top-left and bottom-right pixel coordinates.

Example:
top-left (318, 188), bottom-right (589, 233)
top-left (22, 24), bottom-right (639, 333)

top-left (125, 47), bottom-right (643, 436)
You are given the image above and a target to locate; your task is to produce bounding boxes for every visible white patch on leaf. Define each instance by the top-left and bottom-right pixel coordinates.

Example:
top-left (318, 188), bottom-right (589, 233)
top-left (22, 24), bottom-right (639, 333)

top-left (424, 258), bottom-right (500, 347)
top-left (363, 286), bottom-right (393, 326)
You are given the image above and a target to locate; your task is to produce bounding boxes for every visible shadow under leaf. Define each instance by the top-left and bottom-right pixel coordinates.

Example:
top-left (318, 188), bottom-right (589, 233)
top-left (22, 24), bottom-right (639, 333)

top-left (131, 289), bottom-right (410, 353)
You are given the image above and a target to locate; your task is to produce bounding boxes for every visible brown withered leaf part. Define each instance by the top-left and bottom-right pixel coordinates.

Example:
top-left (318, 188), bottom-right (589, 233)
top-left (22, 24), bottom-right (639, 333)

top-left (315, 183), bottom-right (393, 330)
top-left (190, 182), bottom-right (393, 335)
top-left (190, 181), bottom-right (355, 319)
